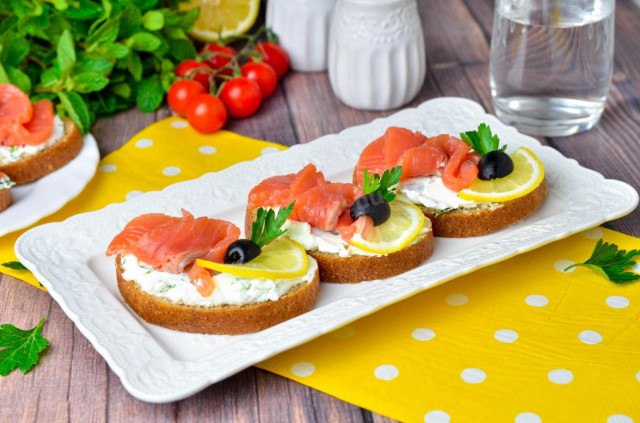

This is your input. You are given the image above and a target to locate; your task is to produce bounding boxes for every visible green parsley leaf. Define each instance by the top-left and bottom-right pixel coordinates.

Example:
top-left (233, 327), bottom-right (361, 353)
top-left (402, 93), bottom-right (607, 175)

top-left (460, 123), bottom-right (507, 156)
top-left (251, 204), bottom-right (294, 248)
top-left (564, 239), bottom-right (640, 284)
top-left (434, 207), bottom-right (453, 217)
top-left (2, 261), bottom-right (27, 270)
top-left (362, 167), bottom-right (402, 202)
top-left (0, 318), bottom-right (50, 376)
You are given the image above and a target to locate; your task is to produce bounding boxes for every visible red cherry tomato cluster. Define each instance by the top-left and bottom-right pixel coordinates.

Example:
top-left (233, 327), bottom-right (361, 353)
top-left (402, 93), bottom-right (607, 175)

top-left (167, 30), bottom-right (290, 134)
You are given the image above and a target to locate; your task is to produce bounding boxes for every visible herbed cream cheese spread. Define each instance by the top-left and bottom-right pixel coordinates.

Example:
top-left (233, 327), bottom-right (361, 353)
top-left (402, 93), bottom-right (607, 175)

top-left (120, 254), bottom-right (318, 307)
top-left (398, 176), bottom-right (478, 211)
top-left (282, 220), bottom-right (381, 258)
top-left (0, 175), bottom-right (14, 190)
top-left (0, 115), bottom-right (64, 164)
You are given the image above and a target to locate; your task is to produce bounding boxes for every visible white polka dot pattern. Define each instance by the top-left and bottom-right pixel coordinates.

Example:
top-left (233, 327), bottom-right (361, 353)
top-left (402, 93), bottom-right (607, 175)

top-left (291, 362), bottom-right (315, 377)
top-left (606, 296), bottom-right (630, 309)
top-left (162, 166), bottom-right (181, 176)
top-left (607, 415), bottom-right (634, 423)
top-left (135, 138), bottom-right (153, 148)
top-left (494, 329), bottom-right (518, 343)
top-left (199, 146), bottom-right (217, 155)
top-left (171, 121), bottom-right (188, 128)
top-left (515, 412), bottom-right (542, 423)
top-left (578, 330), bottom-right (602, 345)
top-left (548, 369), bottom-right (573, 384)
top-left (525, 295), bottom-right (549, 307)
top-left (412, 328), bottom-right (435, 341)
top-left (445, 293), bottom-right (468, 306)
top-left (374, 365), bottom-right (399, 380)
top-left (99, 164), bottom-right (117, 172)
top-left (461, 368), bottom-right (486, 384)
top-left (424, 410), bottom-right (450, 423)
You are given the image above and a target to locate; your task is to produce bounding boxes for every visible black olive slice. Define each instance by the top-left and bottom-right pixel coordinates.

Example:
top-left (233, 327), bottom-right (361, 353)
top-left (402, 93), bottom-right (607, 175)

top-left (224, 239), bottom-right (262, 264)
top-left (350, 193), bottom-right (391, 226)
top-left (478, 151), bottom-right (514, 180)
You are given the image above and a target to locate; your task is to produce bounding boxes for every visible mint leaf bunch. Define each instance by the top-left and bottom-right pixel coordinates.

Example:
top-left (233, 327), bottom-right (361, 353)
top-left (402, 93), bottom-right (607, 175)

top-left (460, 123), bottom-right (506, 156)
top-left (564, 239), bottom-right (640, 284)
top-left (0, 0), bottom-right (199, 134)
top-left (0, 318), bottom-right (49, 376)
top-left (363, 167), bottom-right (402, 202)
top-left (251, 203), bottom-right (294, 248)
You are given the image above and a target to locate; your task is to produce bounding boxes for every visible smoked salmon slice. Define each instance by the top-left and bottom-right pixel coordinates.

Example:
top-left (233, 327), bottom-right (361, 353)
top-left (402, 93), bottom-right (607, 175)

top-left (106, 210), bottom-right (241, 297)
top-left (0, 84), bottom-right (55, 147)
top-left (248, 165), bottom-right (366, 241)
top-left (354, 127), bottom-right (480, 191)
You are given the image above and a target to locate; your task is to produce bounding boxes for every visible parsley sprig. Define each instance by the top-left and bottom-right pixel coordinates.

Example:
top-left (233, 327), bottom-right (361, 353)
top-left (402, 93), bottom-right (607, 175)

top-left (363, 167), bottom-right (402, 202)
top-left (0, 318), bottom-right (49, 376)
top-left (251, 204), bottom-right (294, 248)
top-left (2, 261), bottom-right (27, 270)
top-left (460, 123), bottom-right (506, 156)
top-left (564, 239), bottom-right (640, 283)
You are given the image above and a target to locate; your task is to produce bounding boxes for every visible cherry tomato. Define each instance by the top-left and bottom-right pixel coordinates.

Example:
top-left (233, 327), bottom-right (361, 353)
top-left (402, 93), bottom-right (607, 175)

top-left (240, 62), bottom-right (277, 98)
top-left (219, 77), bottom-right (262, 118)
top-left (175, 59), bottom-right (212, 91)
top-left (200, 44), bottom-right (237, 77)
top-left (167, 79), bottom-right (206, 117)
top-left (186, 94), bottom-right (227, 134)
top-left (251, 42), bottom-right (289, 78)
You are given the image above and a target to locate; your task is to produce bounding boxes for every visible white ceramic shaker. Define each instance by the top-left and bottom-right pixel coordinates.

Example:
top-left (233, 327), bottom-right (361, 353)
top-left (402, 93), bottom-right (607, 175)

top-left (328, 0), bottom-right (426, 110)
top-left (266, 0), bottom-right (337, 72)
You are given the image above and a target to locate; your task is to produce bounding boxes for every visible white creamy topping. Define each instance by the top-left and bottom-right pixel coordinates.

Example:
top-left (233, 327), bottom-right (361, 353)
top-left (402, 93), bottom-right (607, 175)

top-left (282, 220), bottom-right (380, 257)
top-left (398, 176), bottom-right (478, 211)
top-left (0, 175), bottom-right (14, 190)
top-left (120, 254), bottom-right (318, 307)
top-left (0, 115), bottom-right (65, 164)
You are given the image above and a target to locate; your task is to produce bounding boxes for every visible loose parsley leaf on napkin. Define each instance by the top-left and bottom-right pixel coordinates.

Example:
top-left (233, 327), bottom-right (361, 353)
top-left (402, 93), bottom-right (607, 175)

top-left (363, 167), bottom-right (402, 202)
top-left (251, 204), bottom-right (294, 248)
top-left (0, 318), bottom-right (49, 376)
top-left (460, 123), bottom-right (507, 156)
top-left (564, 239), bottom-right (640, 283)
top-left (2, 261), bottom-right (27, 270)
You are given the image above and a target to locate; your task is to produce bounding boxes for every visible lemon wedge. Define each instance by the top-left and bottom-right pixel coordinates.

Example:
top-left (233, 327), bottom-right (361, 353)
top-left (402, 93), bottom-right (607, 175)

top-left (458, 147), bottom-right (545, 202)
top-left (181, 0), bottom-right (260, 42)
top-left (349, 201), bottom-right (425, 255)
top-left (196, 236), bottom-right (308, 279)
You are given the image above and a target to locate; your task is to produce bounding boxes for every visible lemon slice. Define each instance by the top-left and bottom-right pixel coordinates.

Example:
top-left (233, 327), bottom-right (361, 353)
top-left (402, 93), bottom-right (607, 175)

top-left (349, 201), bottom-right (425, 255)
top-left (196, 236), bottom-right (308, 279)
top-left (181, 0), bottom-right (260, 42)
top-left (458, 147), bottom-right (545, 202)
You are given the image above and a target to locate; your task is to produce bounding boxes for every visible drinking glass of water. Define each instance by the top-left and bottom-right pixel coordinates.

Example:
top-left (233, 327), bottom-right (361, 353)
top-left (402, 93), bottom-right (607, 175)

top-left (489, 0), bottom-right (615, 137)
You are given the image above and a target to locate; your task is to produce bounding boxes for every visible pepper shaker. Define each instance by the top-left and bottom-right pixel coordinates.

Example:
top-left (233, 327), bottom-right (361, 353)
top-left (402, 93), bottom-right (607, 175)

top-left (328, 0), bottom-right (426, 110)
top-left (267, 0), bottom-right (337, 72)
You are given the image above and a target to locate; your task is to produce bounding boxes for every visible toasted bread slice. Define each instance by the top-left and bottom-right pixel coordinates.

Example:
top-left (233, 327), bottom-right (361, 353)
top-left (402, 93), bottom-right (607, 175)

top-left (0, 186), bottom-right (10, 213)
top-left (245, 208), bottom-right (435, 283)
top-left (0, 118), bottom-right (83, 185)
top-left (419, 178), bottom-right (547, 237)
top-left (116, 254), bottom-right (320, 335)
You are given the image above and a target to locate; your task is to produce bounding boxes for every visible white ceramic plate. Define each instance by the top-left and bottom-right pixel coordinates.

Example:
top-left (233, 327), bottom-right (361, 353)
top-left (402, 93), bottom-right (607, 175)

top-left (0, 134), bottom-right (99, 236)
top-left (15, 98), bottom-right (638, 403)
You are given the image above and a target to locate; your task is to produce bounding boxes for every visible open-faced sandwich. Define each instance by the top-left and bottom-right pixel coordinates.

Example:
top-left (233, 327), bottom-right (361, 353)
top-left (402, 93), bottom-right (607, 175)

top-left (354, 124), bottom-right (546, 237)
top-left (0, 83), bottom-right (83, 185)
top-left (0, 172), bottom-right (14, 213)
top-left (246, 164), bottom-right (434, 283)
top-left (106, 208), bottom-right (319, 334)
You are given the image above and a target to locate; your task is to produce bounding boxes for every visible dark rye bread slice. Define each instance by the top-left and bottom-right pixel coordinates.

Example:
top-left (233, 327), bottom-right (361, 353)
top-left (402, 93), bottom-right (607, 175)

top-left (420, 178), bottom-right (547, 237)
top-left (245, 209), bottom-right (435, 283)
top-left (0, 118), bottom-right (83, 185)
top-left (0, 186), bottom-right (10, 212)
top-left (116, 254), bottom-right (320, 335)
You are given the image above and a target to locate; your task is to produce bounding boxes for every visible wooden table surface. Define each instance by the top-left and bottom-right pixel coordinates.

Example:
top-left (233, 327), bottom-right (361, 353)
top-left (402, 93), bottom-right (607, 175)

top-left (2, 1), bottom-right (639, 421)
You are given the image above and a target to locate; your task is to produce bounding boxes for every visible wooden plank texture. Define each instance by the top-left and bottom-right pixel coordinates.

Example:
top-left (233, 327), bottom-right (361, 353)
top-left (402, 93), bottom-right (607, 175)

top-left (1, 0), bottom-right (639, 421)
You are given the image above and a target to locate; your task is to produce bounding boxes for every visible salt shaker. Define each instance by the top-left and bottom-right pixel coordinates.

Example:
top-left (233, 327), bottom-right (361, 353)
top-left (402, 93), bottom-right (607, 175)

top-left (266, 0), bottom-right (336, 72)
top-left (328, 0), bottom-right (426, 110)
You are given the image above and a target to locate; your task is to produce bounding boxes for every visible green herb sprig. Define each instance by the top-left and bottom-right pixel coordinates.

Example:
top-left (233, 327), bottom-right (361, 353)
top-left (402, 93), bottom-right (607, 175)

top-left (460, 123), bottom-right (506, 156)
top-left (363, 167), bottom-right (402, 202)
top-left (0, 0), bottom-right (199, 134)
top-left (0, 318), bottom-right (49, 376)
top-left (564, 239), bottom-right (640, 283)
top-left (2, 261), bottom-right (27, 270)
top-left (251, 203), bottom-right (294, 248)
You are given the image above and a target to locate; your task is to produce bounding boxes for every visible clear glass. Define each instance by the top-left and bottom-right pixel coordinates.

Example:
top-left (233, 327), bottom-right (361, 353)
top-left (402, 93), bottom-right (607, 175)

top-left (489, 0), bottom-right (615, 137)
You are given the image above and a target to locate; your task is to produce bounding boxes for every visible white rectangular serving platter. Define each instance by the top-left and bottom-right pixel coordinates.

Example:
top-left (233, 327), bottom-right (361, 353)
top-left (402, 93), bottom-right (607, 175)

top-left (16, 98), bottom-right (638, 403)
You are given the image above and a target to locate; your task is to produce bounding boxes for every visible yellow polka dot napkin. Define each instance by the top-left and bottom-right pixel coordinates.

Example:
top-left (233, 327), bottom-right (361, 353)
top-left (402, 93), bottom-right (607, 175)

top-left (258, 227), bottom-right (640, 423)
top-left (0, 117), bottom-right (286, 289)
